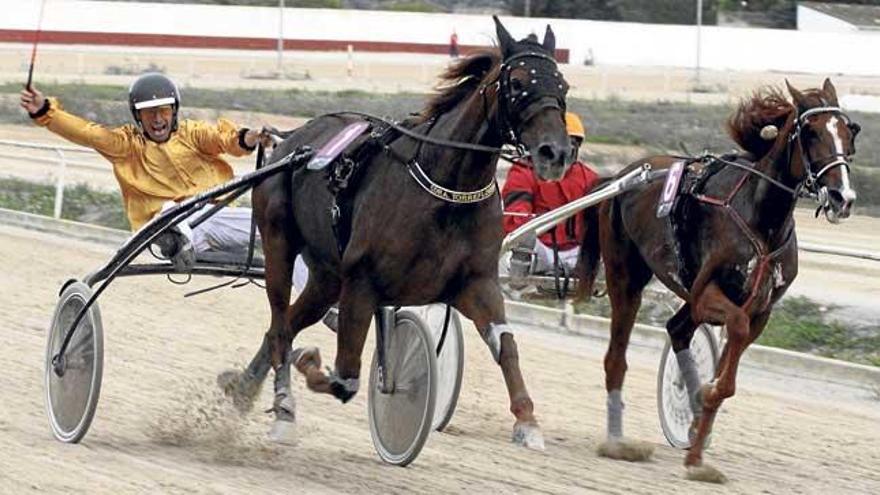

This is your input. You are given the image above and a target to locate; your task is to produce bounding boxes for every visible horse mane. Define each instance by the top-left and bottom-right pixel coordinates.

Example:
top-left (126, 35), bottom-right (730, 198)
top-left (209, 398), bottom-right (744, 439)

top-left (727, 85), bottom-right (831, 160)
top-left (726, 87), bottom-right (794, 160)
top-left (419, 49), bottom-right (501, 122)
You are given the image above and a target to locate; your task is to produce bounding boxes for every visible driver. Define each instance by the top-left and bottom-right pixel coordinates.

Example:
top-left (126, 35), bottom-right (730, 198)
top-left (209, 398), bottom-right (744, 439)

top-left (501, 111), bottom-right (600, 284)
top-left (22, 73), bottom-right (337, 327)
top-left (20, 73), bottom-right (268, 270)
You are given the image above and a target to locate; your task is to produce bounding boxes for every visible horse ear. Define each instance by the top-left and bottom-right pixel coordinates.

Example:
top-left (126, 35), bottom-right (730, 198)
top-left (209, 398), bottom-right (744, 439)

top-left (822, 78), bottom-right (839, 105)
top-left (542, 24), bottom-right (556, 55)
top-left (786, 79), bottom-right (805, 107)
top-left (493, 15), bottom-right (516, 58)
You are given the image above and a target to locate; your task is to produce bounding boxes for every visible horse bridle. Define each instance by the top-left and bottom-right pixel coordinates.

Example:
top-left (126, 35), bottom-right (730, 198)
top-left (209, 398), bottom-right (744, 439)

top-left (494, 50), bottom-right (569, 146)
top-left (789, 106), bottom-right (858, 204)
top-left (716, 105), bottom-right (859, 207)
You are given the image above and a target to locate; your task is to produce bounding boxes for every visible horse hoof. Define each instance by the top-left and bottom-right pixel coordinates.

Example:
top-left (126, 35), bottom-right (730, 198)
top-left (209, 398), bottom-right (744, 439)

top-left (268, 419), bottom-right (298, 446)
top-left (512, 422), bottom-right (545, 451)
top-left (217, 369), bottom-right (259, 414)
top-left (597, 438), bottom-right (655, 462)
top-left (291, 346), bottom-right (321, 374)
top-left (686, 463), bottom-right (728, 484)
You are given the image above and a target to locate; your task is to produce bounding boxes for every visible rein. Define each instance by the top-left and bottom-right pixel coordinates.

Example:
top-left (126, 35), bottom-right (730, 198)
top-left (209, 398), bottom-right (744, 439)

top-left (322, 50), bottom-right (567, 206)
top-left (323, 111), bottom-right (521, 159)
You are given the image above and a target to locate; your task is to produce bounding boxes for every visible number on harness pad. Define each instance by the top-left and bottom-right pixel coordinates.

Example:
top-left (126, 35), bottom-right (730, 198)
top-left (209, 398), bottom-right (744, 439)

top-left (656, 160), bottom-right (686, 218)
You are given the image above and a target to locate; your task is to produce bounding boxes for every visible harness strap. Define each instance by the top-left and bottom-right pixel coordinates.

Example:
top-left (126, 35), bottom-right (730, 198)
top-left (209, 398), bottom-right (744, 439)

top-left (692, 165), bottom-right (792, 313)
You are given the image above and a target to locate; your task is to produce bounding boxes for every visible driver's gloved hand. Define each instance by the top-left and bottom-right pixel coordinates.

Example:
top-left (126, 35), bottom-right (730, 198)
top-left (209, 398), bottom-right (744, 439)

top-left (509, 232), bottom-right (537, 281)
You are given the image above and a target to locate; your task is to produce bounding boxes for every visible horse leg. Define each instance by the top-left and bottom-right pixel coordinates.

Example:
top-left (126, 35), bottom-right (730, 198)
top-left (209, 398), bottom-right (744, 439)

top-left (597, 230), bottom-right (654, 461)
top-left (666, 303), bottom-right (705, 443)
top-left (216, 204), bottom-right (297, 415)
top-left (453, 277), bottom-right (544, 451)
top-left (684, 282), bottom-right (752, 483)
top-left (293, 276), bottom-right (374, 404)
top-left (253, 271), bottom-right (337, 441)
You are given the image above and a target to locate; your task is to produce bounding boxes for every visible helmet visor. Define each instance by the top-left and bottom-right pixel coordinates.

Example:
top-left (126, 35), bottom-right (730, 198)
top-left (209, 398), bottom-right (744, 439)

top-left (133, 96), bottom-right (177, 110)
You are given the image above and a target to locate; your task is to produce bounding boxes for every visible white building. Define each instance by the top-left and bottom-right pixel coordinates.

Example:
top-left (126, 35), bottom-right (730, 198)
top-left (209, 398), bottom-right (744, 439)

top-left (798, 2), bottom-right (880, 33)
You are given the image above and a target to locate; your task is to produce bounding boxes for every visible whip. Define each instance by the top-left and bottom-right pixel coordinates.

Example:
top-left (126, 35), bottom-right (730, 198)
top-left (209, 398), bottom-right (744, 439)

top-left (25, 0), bottom-right (48, 90)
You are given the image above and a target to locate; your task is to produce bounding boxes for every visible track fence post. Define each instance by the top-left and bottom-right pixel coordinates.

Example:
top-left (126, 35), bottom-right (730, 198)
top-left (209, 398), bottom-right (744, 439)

top-left (53, 148), bottom-right (67, 219)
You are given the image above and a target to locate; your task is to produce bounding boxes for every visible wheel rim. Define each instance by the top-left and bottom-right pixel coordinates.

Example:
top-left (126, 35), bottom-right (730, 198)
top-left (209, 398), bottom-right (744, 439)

top-left (45, 282), bottom-right (103, 443)
top-left (368, 311), bottom-right (437, 465)
top-left (657, 324), bottom-right (718, 449)
top-left (420, 305), bottom-right (464, 431)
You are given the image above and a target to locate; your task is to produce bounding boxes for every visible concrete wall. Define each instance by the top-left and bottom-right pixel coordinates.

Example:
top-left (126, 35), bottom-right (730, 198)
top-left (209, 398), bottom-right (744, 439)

top-left (797, 5), bottom-right (859, 33)
top-left (3, 0), bottom-right (880, 76)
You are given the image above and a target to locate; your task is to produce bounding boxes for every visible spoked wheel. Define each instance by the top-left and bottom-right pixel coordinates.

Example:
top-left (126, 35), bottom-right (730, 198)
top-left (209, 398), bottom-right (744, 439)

top-left (45, 280), bottom-right (104, 443)
top-left (368, 310), bottom-right (438, 466)
top-left (421, 304), bottom-right (464, 432)
top-left (657, 324), bottom-right (719, 449)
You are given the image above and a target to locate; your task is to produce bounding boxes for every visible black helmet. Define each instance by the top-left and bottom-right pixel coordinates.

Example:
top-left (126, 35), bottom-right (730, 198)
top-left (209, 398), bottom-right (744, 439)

top-left (128, 73), bottom-right (181, 132)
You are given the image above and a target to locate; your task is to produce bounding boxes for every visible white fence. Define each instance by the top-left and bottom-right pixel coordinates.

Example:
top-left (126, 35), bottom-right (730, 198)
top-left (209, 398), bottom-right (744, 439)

top-left (5, 0), bottom-right (880, 76)
top-left (0, 139), bottom-right (102, 219)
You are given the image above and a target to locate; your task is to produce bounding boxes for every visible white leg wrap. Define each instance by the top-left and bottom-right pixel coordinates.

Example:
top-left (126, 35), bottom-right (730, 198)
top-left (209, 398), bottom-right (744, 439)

top-left (607, 389), bottom-right (624, 440)
top-left (483, 323), bottom-right (514, 364)
top-left (675, 348), bottom-right (703, 415)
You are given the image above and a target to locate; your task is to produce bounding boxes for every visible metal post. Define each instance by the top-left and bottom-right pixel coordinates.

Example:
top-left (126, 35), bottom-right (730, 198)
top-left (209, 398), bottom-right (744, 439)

top-left (525, 0), bottom-right (531, 17)
top-left (53, 148), bottom-right (66, 219)
top-left (277, 0), bottom-right (284, 75)
top-left (695, 0), bottom-right (703, 86)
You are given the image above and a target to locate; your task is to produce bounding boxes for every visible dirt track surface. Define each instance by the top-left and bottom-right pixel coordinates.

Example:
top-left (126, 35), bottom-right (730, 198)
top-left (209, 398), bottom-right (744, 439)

top-left (1, 224), bottom-right (879, 494)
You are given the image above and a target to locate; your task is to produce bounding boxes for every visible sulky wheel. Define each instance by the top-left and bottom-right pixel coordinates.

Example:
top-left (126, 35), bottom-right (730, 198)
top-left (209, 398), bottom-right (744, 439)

top-left (45, 280), bottom-right (104, 443)
top-left (368, 310), bottom-right (438, 466)
top-left (657, 323), bottom-right (720, 449)
top-left (420, 304), bottom-right (464, 432)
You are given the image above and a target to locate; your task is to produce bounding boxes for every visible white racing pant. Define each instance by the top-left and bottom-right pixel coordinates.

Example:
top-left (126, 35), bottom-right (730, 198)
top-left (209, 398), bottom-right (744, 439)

top-left (498, 239), bottom-right (580, 276)
top-left (166, 203), bottom-right (310, 292)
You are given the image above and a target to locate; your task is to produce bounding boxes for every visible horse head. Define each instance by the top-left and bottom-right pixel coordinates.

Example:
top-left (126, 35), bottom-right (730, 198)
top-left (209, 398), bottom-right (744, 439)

top-left (786, 78), bottom-right (860, 223)
top-left (494, 16), bottom-right (570, 180)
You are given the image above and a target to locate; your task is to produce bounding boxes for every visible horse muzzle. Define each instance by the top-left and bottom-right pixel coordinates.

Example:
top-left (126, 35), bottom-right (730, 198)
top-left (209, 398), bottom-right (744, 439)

top-left (819, 186), bottom-right (856, 223)
top-left (532, 141), bottom-right (570, 180)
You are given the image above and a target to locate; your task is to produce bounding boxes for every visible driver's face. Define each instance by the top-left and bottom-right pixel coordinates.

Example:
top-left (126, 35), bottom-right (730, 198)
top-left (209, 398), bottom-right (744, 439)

top-left (569, 136), bottom-right (582, 164)
top-left (138, 105), bottom-right (174, 143)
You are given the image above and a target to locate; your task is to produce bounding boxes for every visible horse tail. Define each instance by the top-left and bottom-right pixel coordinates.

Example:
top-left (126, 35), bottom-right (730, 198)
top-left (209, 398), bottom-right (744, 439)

top-left (574, 202), bottom-right (602, 302)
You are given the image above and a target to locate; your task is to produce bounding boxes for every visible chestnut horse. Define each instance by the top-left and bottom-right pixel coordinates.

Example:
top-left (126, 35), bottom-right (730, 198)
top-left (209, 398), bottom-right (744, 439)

top-left (576, 79), bottom-right (859, 481)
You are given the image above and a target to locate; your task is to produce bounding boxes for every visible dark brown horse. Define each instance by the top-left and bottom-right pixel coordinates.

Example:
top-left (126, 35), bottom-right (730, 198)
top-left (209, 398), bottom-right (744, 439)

top-left (221, 17), bottom-right (571, 449)
top-left (576, 79), bottom-right (859, 481)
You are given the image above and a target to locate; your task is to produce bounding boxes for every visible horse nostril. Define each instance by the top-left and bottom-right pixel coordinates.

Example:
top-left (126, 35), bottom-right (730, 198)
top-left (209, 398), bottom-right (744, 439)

top-left (536, 143), bottom-right (559, 163)
top-left (827, 189), bottom-right (844, 206)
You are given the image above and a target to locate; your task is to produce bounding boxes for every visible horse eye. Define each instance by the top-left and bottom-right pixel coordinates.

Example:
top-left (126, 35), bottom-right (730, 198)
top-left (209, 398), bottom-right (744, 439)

top-left (510, 79), bottom-right (524, 92)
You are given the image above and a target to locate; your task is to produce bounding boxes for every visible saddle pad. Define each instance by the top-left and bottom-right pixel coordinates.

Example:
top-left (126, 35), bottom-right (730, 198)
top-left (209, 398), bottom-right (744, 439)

top-left (656, 160), bottom-right (685, 218)
top-left (307, 121), bottom-right (370, 170)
